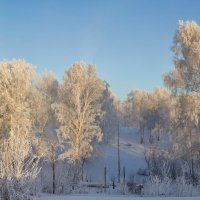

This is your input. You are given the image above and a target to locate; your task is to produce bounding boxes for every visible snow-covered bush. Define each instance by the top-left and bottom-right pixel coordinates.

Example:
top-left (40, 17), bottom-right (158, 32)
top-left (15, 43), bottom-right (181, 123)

top-left (0, 155), bottom-right (40, 200)
top-left (143, 175), bottom-right (172, 196)
top-left (60, 160), bottom-right (83, 193)
top-left (41, 159), bottom-right (83, 194)
top-left (143, 174), bottom-right (200, 197)
top-left (175, 176), bottom-right (193, 197)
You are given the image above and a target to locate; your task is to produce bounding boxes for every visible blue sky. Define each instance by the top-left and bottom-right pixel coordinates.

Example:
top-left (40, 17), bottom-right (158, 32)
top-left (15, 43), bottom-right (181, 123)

top-left (0, 0), bottom-right (200, 100)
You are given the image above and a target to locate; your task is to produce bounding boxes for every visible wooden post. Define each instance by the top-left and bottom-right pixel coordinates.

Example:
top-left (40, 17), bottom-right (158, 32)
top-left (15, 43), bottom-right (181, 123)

top-left (118, 124), bottom-right (120, 183)
top-left (52, 161), bottom-right (55, 194)
top-left (52, 145), bottom-right (56, 194)
top-left (104, 167), bottom-right (107, 192)
top-left (123, 166), bottom-right (126, 185)
top-left (113, 181), bottom-right (115, 189)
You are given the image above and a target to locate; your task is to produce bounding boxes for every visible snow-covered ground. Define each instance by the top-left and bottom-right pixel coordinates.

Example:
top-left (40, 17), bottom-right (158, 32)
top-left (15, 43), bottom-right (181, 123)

top-left (34, 194), bottom-right (200, 200)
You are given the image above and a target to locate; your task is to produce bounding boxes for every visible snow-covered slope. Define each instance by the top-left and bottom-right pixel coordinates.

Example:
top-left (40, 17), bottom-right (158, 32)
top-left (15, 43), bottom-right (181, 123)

top-left (85, 128), bottom-right (148, 183)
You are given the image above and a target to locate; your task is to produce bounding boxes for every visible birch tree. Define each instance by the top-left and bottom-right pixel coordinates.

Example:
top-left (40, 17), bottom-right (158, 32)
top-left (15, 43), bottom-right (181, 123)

top-left (164, 20), bottom-right (200, 94)
top-left (0, 60), bottom-right (41, 199)
top-left (53, 62), bottom-right (105, 160)
top-left (36, 71), bottom-right (59, 194)
top-left (163, 21), bottom-right (200, 183)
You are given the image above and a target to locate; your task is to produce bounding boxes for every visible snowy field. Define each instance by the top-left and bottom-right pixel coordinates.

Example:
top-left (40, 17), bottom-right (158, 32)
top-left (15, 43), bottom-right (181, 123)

top-left (34, 194), bottom-right (200, 200)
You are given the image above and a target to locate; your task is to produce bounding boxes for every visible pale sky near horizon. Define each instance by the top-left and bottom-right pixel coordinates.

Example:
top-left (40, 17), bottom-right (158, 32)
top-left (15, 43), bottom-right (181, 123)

top-left (0, 0), bottom-right (200, 100)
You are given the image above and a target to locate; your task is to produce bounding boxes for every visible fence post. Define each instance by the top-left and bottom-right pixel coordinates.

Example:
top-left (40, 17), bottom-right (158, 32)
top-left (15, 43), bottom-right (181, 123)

top-left (104, 167), bottom-right (107, 192)
top-left (123, 166), bottom-right (126, 185)
top-left (112, 181), bottom-right (114, 189)
top-left (118, 124), bottom-right (121, 183)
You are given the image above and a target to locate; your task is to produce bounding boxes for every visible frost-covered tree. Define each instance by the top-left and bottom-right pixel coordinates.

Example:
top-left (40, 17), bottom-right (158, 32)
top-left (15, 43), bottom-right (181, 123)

top-left (36, 71), bottom-right (59, 194)
top-left (124, 90), bottom-right (145, 143)
top-left (124, 88), bottom-right (172, 144)
top-left (124, 90), bottom-right (154, 143)
top-left (169, 92), bottom-right (200, 183)
top-left (38, 133), bottom-right (59, 194)
top-left (100, 82), bottom-right (120, 143)
top-left (162, 21), bottom-right (200, 184)
top-left (123, 92), bottom-right (135, 127)
top-left (164, 20), bottom-right (200, 94)
top-left (0, 60), bottom-right (41, 199)
top-left (53, 62), bottom-right (105, 160)
top-left (36, 71), bottom-right (59, 133)
top-left (150, 87), bottom-right (172, 141)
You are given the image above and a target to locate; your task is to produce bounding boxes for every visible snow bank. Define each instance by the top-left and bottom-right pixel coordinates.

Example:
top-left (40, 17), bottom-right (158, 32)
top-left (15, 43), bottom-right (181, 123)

top-left (35, 194), bottom-right (200, 200)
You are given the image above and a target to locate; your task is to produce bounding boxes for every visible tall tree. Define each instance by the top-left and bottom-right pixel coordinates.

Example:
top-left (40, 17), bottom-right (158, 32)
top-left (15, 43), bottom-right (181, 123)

top-left (36, 71), bottom-right (59, 194)
top-left (164, 21), bottom-right (200, 184)
top-left (100, 82), bottom-right (120, 143)
top-left (124, 90), bottom-right (149, 143)
top-left (0, 60), bottom-right (41, 199)
top-left (164, 21), bottom-right (200, 94)
top-left (53, 62), bottom-right (105, 160)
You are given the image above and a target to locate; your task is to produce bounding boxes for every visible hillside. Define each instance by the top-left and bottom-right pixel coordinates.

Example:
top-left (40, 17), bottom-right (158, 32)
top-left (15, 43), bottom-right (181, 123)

top-left (85, 128), bottom-right (148, 184)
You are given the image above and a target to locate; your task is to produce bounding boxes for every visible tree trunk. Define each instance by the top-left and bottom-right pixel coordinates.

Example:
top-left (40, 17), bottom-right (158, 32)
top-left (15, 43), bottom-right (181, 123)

top-left (189, 128), bottom-right (195, 185)
top-left (157, 125), bottom-right (160, 141)
top-left (140, 126), bottom-right (144, 144)
top-left (81, 158), bottom-right (85, 181)
top-left (149, 128), bottom-right (153, 144)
